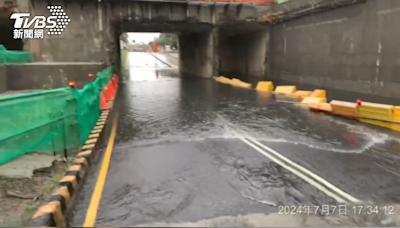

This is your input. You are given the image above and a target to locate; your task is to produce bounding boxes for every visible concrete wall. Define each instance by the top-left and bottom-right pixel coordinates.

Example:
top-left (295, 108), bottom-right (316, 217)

top-left (23, 0), bottom-right (115, 63)
top-left (7, 63), bottom-right (104, 90)
top-left (0, 65), bottom-right (6, 93)
top-left (220, 27), bottom-right (269, 80)
top-left (270, 0), bottom-right (400, 99)
top-left (179, 30), bottom-right (216, 77)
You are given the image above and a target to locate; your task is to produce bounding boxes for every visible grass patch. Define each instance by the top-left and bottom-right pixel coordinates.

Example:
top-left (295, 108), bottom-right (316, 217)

top-left (20, 166), bottom-right (67, 226)
top-left (121, 49), bottom-right (128, 69)
top-left (42, 172), bottom-right (64, 196)
top-left (25, 204), bottom-right (38, 212)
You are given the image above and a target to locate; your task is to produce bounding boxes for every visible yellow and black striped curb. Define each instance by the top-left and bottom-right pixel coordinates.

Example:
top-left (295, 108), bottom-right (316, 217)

top-left (30, 105), bottom-right (113, 227)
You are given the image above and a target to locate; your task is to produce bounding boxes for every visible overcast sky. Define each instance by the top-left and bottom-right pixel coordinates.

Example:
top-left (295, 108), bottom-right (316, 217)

top-left (128, 33), bottom-right (160, 44)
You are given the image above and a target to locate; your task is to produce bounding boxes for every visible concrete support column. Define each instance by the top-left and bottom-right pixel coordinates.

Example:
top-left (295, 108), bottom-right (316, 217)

top-left (218, 25), bottom-right (269, 80)
top-left (179, 27), bottom-right (218, 78)
top-left (210, 27), bottom-right (219, 77)
top-left (264, 25), bottom-right (271, 78)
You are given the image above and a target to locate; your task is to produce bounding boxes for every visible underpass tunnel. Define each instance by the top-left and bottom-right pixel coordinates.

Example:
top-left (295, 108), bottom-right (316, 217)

top-left (116, 21), bottom-right (214, 77)
top-left (115, 22), bottom-right (269, 79)
top-left (0, 18), bottom-right (24, 51)
top-left (218, 24), bottom-right (269, 82)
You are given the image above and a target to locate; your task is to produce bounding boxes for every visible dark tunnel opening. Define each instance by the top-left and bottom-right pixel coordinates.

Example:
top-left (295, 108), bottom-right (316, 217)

top-left (116, 21), bottom-right (214, 77)
top-left (218, 24), bottom-right (269, 82)
top-left (0, 19), bottom-right (24, 51)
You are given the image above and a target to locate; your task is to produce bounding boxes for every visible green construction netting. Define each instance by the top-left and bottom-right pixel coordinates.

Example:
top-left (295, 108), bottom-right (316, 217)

top-left (77, 65), bottom-right (114, 144)
top-left (0, 66), bottom-right (114, 165)
top-left (0, 45), bottom-right (33, 64)
top-left (76, 81), bottom-right (101, 145)
top-left (97, 65), bottom-right (114, 87)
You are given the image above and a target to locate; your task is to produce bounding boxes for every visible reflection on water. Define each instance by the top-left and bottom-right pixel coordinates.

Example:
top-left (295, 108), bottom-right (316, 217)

top-left (119, 52), bottom-right (400, 159)
top-left (256, 92), bottom-right (274, 106)
top-left (123, 52), bottom-right (175, 81)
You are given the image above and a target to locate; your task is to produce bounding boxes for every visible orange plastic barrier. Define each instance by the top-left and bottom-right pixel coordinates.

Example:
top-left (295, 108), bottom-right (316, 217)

top-left (99, 88), bottom-right (109, 110)
top-left (232, 78), bottom-right (242, 84)
top-left (274, 86), bottom-right (296, 94)
top-left (392, 106), bottom-right (400, 132)
top-left (359, 102), bottom-right (394, 128)
top-left (309, 89), bottom-right (326, 98)
top-left (301, 97), bottom-right (327, 104)
top-left (215, 76), bottom-right (231, 84)
top-left (330, 100), bottom-right (359, 117)
top-left (106, 81), bottom-right (116, 101)
top-left (104, 84), bottom-right (113, 101)
top-left (256, 81), bottom-right (274, 92)
top-left (238, 82), bottom-right (252, 89)
top-left (308, 103), bottom-right (332, 112)
top-left (293, 90), bottom-right (312, 101)
top-left (112, 75), bottom-right (119, 89)
top-left (231, 78), bottom-right (252, 89)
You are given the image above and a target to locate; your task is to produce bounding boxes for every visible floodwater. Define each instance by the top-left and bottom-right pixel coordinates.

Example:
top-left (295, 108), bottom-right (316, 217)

top-left (69, 52), bottom-right (400, 227)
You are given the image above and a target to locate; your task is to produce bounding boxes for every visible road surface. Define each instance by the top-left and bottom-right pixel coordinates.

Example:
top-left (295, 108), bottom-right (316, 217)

top-left (70, 52), bottom-right (400, 227)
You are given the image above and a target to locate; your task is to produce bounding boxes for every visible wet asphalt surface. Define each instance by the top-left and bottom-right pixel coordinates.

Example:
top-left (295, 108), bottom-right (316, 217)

top-left (70, 52), bottom-right (400, 227)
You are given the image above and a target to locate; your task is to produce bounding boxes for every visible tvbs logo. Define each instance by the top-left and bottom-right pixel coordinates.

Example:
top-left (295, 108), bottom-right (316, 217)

top-left (10, 6), bottom-right (70, 39)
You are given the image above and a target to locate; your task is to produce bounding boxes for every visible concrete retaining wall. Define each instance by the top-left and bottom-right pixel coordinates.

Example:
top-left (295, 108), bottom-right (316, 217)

top-left (269, 0), bottom-right (400, 99)
top-left (6, 62), bottom-right (105, 90)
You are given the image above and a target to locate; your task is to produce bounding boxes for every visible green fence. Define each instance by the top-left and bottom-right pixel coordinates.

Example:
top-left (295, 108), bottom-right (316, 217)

top-left (0, 45), bottom-right (32, 64)
top-left (0, 66), bottom-right (114, 165)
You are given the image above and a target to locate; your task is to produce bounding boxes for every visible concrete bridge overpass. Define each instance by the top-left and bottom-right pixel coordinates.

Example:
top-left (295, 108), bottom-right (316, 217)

top-left (2, 0), bottom-right (361, 79)
top-left (2, 0), bottom-right (273, 78)
top-left (4, 0), bottom-right (398, 100)
top-left (1, 0), bottom-right (368, 79)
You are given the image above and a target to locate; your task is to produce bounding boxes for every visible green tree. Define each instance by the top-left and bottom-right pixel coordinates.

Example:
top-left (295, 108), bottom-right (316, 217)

top-left (120, 33), bottom-right (129, 43)
top-left (130, 42), bottom-right (151, 51)
top-left (154, 33), bottom-right (178, 49)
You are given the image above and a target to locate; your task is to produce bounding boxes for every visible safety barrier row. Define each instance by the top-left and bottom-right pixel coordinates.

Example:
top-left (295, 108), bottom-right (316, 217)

top-left (0, 66), bottom-right (118, 165)
top-left (213, 76), bottom-right (400, 133)
top-left (30, 72), bottom-right (119, 227)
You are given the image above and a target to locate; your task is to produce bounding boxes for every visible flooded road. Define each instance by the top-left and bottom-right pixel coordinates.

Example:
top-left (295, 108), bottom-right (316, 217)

top-left (70, 52), bottom-right (400, 227)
